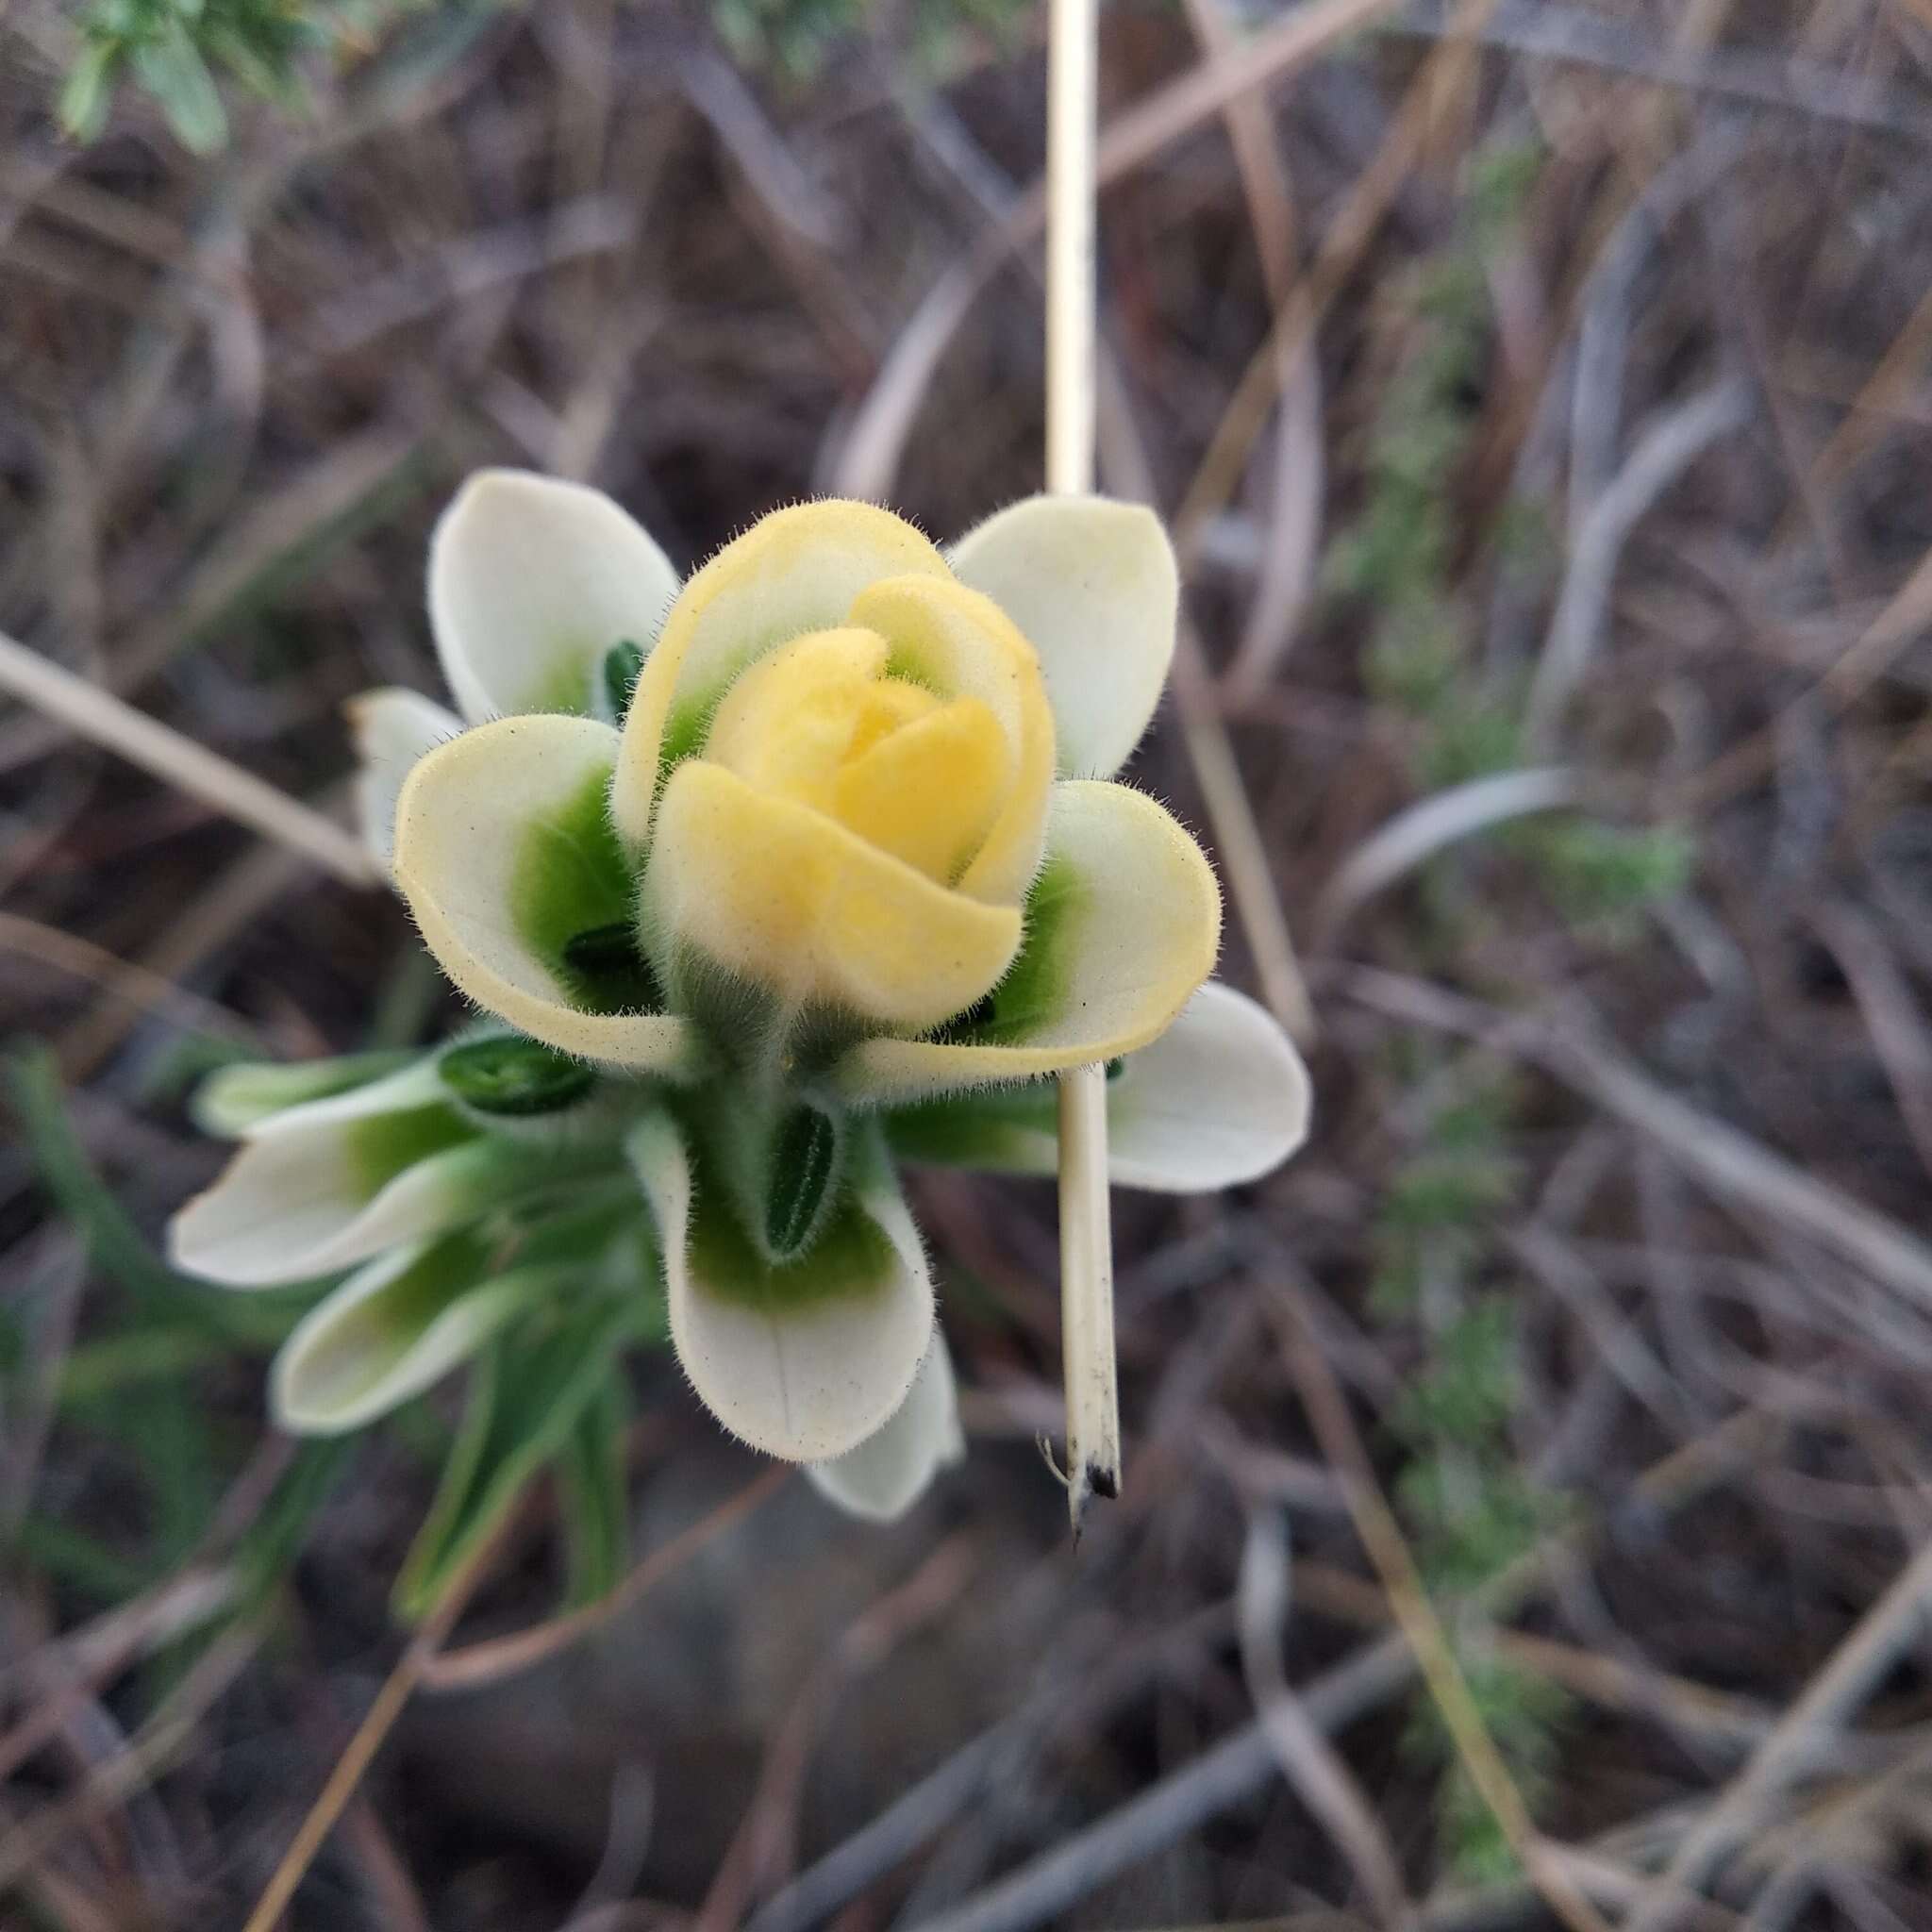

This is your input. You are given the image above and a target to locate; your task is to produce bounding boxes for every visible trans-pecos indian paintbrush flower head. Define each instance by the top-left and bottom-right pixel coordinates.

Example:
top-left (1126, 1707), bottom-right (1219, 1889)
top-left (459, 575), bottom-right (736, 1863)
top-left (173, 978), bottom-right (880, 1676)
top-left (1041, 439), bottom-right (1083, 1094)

top-left (171, 472), bottom-right (1310, 1524)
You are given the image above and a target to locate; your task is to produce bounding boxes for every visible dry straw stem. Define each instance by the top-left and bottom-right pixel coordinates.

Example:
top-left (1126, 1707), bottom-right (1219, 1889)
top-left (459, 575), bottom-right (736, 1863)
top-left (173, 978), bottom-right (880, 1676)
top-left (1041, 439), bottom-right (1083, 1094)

top-left (1269, 1284), bottom-right (1616, 1932)
top-left (1618, 1534), bottom-right (1932, 1932)
top-left (0, 628), bottom-right (377, 888)
top-left (1344, 968), bottom-right (1932, 1318)
top-left (0, 1563), bottom-right (240, 1781)
top-left (1236, 1510), bottom-right (1415, 1924)
top-left (1093, 366), bottom-right (1317, 1046)
top-left (0, 423), bottom-right (421, 779)
top-left (1803, 275), bottom-right (1932, 508)
top-left (1676, 536), bottom-right (1932, 813)
top-left (1141, 0), bottom-right (1324, 1042)
top-left (0, 911), bottom-right (258, 1067)
top-left (833, 0), bottom-right (1401, 504)
top-left (1171, 0), bottom-right (1501, 562)
top-left (1809, 901), bottom-right (1932, 1181)
top-left (0, 1615), bottom-right (267, 1898)
top-left (1180, 0), bottom-right (1323, 705)
top-left (744, 1600), bottom-right (1244, 1932)
top-left (1108, 0), bottom-right (1499, 1046)
top-left (903, 1405), bottom-right (1775, 1932)
top-left (837, 0), bottom-right (1433, 1057)
top-left (238, 1524), bottom-right (506, 1932)
top-left (1315, 768), bottom-right (1581, 936)
top-left (244, 1460), bottom-right (787, 1923)
top-left (695, 1534), bottom-right (979, 1932)
top-left (1524, 375), bottom-right (1751, 753)
top-left (1286, 1554), bottom-right (1809, 1754)
top-left (1393, 0), bottom-right (1932, 139)
top-left (1044, 0), bottom-right (1120, 1537)
top-left (418, 1462), bottom-right (790, 1691)
top-left (60, 835), bottom-right (325, 1079)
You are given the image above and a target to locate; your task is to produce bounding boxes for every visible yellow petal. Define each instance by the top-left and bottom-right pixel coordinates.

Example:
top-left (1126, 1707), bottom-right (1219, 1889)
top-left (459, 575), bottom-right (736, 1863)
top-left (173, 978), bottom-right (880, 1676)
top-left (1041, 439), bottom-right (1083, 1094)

top-left (647, 760), bottom-right (1022, 1029)
top-left (830, 695), bottom-right (1008, 882)
top-left (847, 573), bottom-right (1055, 905)
top-left (949, 495), bottom-right (1176, 779)
top-left (393, 714), bottom-right (700, 1072)
top-left (704, 625), bottom-right (891, 808)
top-left (611, 501), bottom-right (950, 844)
top-left (832, 778), bottom-right (1221, 1103)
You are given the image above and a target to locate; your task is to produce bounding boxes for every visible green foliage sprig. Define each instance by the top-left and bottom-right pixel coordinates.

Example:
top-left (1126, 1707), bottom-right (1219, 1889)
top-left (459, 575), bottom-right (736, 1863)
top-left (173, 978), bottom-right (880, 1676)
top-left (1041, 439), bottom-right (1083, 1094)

top-left (59, 0), bottom-right (439, 152)
top-left (55, 0), bottom-right (1033, 147)
top-left (1369, 1052), bottom-right (1574, 1881)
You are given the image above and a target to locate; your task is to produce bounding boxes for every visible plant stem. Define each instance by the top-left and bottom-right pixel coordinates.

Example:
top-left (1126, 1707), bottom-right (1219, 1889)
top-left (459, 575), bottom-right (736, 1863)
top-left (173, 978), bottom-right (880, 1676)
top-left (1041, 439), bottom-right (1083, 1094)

top-left (1045, 0), bottom-right (1096, 498)
top-left (0, 627), bottom-right (377, 889)
top-left (1046, 0), bottom-right (1119, 1533)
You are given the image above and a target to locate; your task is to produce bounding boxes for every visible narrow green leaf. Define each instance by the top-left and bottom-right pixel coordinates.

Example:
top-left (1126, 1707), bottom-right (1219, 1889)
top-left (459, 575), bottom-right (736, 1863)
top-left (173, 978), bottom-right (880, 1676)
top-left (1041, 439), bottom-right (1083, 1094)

top-left (58, 1328), bottom-right (227, 1407)
top-left (556, 1366), bottom-right (629, 1609)
top-left (58, 41), bottom-right (121, 142)
top-left (11, 1514), bottom-right (152, 1605)
top-left (392, 1291), bottom-right (640, 1623)
top-left (131, 23), bottom-right (228, 155)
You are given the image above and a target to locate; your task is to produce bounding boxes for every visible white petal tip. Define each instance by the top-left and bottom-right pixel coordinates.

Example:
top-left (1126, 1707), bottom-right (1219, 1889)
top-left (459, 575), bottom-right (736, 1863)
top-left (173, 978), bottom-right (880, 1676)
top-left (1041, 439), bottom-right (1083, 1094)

top-left (805, 1332), bottom-right (966, 1522)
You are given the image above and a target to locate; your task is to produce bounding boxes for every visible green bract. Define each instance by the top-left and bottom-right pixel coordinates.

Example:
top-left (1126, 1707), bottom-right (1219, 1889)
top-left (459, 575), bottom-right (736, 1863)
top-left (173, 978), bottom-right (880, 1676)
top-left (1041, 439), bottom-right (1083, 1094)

top-left (172, 470), bottom-right (1313, 1557)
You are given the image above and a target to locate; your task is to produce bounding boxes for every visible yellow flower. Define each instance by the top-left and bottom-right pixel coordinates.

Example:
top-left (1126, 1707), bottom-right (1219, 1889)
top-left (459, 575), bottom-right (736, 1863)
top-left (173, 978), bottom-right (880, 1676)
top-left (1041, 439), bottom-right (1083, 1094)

top-left (638, 550), bottom-right (1053, 1029)
top-left (174, 471), bottom-right (1312, 1516)
top-left (374, 475), bottom-right (1223, 1090)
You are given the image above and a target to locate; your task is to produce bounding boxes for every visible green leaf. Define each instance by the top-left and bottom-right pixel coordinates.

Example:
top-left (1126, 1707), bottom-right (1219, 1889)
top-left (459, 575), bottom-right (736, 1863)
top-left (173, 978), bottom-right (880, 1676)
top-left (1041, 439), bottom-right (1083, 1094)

top-left (556, 1366), bottom-right (629, 1609)
top-left (392, 1290), bottom-right (641, 1623)
top-left (199, 20), bottom-right (309, 109)
top-left (559, 923), bottom-right (661, 1015)
top-left (439, 1035), bottom-right (596, 1118)
top-left (661, 1109), bottom-right (898, 1313)
top-left (1395, 1457), bottom-right (1558, 1594)
top-left (1392, 1298), bottom-right (1521, 1446)
top-left (131, 22), bottom-right (228, 154)
top-left (56, 1330), bottom-right (223, 1408)
top-left (1526, 819), bottom-right (1694, 927)
top-left (884, 1080), bottom-right (1053, 1172)
top-left (273, 1235), bottom-right (557, 1436)
top-left (931, 855), bottom-right (1083, 1047)
top-left (601, 640), bottom-right (645, 722)
top-left (509, 763), bottom-right (658, 1015)
top-left (135, 1377), bottom-right (218, 1563)
top-left (11, 1513), bottom-right (151, 1605)
top-left (58, 40), bottom-right (121, 142)
top-left (764, 1101), bottom-right (841, 1260)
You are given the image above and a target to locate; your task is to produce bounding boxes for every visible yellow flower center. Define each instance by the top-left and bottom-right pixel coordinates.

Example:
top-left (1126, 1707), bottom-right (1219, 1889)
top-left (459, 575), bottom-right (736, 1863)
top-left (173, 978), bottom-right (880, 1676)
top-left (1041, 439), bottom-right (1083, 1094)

top-left (705, 626), bottom-right (1013, 886)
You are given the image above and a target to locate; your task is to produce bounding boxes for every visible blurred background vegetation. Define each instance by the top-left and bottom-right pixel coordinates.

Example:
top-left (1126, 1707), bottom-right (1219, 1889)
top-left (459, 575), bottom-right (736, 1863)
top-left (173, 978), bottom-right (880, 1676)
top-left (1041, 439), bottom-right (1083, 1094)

top-left (6, 0), bottom-right (1932, 1927)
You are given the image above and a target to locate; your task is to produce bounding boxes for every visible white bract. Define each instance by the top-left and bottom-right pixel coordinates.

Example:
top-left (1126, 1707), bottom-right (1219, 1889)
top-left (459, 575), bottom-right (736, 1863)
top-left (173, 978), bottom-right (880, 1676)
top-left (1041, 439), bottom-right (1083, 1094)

top-left (171, 471), bottom-right (1312, 1524)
